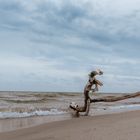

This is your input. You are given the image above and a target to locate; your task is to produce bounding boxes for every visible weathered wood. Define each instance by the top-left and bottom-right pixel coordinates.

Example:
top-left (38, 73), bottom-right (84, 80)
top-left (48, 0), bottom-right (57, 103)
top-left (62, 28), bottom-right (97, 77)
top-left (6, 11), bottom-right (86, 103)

top-left (84, 99), bottom-right (90, 116)
top-left (70, 92), bottom-right (140, 116)
top-left (90, 92), bottom-right (140, 103)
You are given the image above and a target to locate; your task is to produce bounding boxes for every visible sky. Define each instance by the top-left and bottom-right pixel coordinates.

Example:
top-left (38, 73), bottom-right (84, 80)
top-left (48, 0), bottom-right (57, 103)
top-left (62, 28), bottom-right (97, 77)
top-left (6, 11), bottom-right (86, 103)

top-left (0, 0), bottom-right (140, 93)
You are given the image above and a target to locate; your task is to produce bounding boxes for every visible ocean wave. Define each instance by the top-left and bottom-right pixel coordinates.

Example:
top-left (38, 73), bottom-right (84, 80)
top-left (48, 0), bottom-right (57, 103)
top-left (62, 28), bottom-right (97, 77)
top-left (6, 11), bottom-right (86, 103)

top-left (108, 104), bottom-right (140, 110)
top-left (0, 109), bottom-right (66, 119)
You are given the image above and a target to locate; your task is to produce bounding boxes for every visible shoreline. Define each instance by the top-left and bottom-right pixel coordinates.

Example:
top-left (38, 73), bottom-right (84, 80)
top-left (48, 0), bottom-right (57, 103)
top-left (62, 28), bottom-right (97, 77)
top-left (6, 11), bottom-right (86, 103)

top-left (0, 110), bottom-right (140, 140)
top-left (0, 105), bottom-right (140, 133)
top-left (0, 91), bottom-right (139, 136)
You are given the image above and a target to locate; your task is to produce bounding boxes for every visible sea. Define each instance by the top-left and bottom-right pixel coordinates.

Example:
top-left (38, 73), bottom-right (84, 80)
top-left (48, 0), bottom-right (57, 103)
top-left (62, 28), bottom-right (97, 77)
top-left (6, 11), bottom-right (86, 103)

top-left (0, 91), bottom-right (140, 132)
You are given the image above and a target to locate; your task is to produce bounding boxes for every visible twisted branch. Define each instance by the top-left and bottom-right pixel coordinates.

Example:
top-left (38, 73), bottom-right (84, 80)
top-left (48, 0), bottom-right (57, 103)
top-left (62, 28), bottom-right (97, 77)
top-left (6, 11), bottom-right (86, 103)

top-left (90, 92), bottom-right (140, 103)
top-left (70, 92), bottom-right (140, 116)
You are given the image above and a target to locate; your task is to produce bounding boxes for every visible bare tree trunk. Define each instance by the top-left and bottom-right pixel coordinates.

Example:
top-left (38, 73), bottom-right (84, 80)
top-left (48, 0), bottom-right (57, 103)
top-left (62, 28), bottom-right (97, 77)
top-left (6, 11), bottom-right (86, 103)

top-left (90, 92), bottom-right (140, 103)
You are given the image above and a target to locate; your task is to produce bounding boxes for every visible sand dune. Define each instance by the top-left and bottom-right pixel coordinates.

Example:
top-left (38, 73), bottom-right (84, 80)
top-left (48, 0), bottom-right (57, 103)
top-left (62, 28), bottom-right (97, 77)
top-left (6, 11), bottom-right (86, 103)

top-left (0, 110), bottom-right (140, 140)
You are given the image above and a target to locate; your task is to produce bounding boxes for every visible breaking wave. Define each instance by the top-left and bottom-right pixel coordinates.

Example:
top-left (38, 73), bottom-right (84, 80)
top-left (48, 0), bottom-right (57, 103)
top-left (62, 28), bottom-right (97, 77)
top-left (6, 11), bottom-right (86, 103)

top-left (108, 104), bottom-right (140, 110)
top-left (0, 109), bottom-right (67, 119)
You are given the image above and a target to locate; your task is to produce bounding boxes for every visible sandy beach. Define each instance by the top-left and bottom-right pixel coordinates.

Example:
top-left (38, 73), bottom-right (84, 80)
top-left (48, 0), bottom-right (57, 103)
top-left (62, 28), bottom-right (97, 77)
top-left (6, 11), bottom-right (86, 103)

top-left (0, 92), bottom-right (140, 139)
top-left (0, 110), bottom-right (140, 140)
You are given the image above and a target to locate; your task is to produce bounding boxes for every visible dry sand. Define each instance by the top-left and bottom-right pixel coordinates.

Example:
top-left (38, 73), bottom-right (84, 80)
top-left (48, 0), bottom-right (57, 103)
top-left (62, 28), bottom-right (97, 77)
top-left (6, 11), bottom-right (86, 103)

top-left (0, 110), bottom-right (140, 140)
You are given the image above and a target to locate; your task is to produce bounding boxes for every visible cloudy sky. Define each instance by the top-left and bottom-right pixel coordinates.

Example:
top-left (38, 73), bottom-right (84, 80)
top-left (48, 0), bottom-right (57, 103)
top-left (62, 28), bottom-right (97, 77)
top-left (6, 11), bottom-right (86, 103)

top-left (0, 0), bottom-right (140, 93)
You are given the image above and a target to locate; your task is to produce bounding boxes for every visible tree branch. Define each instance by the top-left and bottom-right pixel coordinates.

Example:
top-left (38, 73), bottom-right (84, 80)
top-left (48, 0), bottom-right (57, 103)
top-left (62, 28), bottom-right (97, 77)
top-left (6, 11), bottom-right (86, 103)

top-left (90, 92), bottom-right (140, 103)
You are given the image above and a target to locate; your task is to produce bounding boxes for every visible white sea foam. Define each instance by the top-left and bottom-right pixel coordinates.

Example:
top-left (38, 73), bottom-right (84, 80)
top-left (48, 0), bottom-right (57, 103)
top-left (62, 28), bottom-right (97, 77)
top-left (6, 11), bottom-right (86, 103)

top-left (108, 104), bottom-right (140, 110)
top-left (0, 109), bottom-right (66, 119)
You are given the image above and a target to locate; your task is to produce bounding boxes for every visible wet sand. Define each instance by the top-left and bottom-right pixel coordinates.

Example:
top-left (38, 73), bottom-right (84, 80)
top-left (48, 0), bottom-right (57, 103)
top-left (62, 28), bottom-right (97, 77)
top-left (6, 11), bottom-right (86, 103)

top-left (0, 110), bottom-right (140, 140)
top-left (0, 114), bottom-right (70, 132)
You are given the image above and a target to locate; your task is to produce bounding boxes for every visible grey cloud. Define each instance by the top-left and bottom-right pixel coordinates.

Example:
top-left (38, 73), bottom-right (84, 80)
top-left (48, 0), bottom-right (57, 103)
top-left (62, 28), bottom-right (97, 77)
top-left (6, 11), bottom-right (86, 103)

top-left (0, 0), bottom-right (140, 92)
top-left (1, 0), bottom-right (140, 48)
top-left (0, 1), bottom-right (33, 31)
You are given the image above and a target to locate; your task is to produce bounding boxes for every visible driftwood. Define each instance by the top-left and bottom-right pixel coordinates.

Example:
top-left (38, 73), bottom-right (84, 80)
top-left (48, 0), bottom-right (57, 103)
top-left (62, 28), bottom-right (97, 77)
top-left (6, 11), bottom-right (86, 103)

top-left (70, 92), bottom-right (140, 116)
top-left (90, 92), bottom-right (140, 103)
